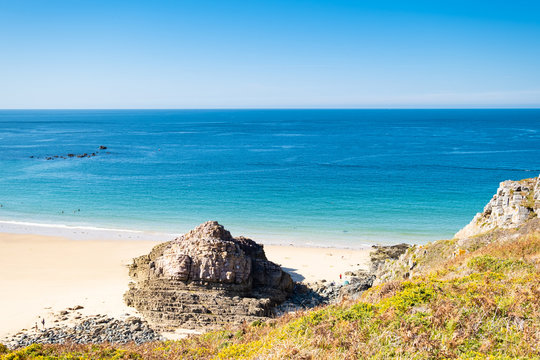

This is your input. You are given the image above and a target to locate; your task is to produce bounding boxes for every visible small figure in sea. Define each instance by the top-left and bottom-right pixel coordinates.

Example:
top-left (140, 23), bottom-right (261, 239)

top-left (41, 318), bottom-right (45, 329)
top-left (339, 274), bottom-right (342, 280)
top-left (34, 322), bottom-right (38, 331)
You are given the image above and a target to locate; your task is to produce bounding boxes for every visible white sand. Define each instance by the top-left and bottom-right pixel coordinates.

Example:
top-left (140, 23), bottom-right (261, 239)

top-left (264, 245), bottom-right (370, 283)
top-left (0, 232), bottom-right (370, 338)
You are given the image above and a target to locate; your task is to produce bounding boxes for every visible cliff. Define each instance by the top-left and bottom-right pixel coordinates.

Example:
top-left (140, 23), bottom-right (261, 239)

top-left (455, 175), bottom-right (539, 239)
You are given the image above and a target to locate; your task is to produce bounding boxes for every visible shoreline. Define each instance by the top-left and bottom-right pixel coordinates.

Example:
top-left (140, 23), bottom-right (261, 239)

top-left (0, 231), bottom-right (372, 339)
top-left (0, 218), bottom-right (401, 249)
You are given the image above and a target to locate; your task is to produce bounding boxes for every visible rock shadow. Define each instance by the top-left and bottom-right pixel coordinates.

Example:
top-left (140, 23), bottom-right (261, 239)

top-left (281, 267), bottom-right (305, 282)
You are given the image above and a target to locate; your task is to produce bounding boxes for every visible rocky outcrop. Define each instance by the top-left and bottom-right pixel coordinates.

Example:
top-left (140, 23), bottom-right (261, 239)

top-left (455, 176), bottom-right (539, 239)
top-left (374, 217), bottom-right (540, 286)
top-left (373, 176), bottom-right (540, 286)
top-left (369, 243), bottom-right (410, 273)
top-left (124, 221), bottom-right (293, 331)
top-left (30, 146), bottom-right (110, 160)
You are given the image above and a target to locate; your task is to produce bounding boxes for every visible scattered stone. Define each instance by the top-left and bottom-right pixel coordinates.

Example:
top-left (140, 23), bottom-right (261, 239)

top-left (337, 271), bottom-right (376, 301)
top-left (1, 315), bottom-right (160, 349)
top-left (278, 269), bottom-right (381, 312)
top-left (275, 282), bottom-right (328, 313)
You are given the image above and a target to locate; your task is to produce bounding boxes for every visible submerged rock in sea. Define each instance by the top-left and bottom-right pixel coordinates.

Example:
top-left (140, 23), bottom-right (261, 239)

top-left (455, 175), bottom-right (539, 239)
top-left (124, 221), bottom-right (293, 331)
top-left (31, 146), bottom-right (109, 160)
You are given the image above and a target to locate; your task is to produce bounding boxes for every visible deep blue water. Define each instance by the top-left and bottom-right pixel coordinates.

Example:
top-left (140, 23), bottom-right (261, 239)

top-left (0, 109), bottom-right (538, 246)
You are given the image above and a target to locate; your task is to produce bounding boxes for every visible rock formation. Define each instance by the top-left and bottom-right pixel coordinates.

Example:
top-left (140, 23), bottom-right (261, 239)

top-left (373, 175), bottom-right (540, 286)
top-left (369, 243), bottom-right (410, 273)
top-left (31, 146), bottom-right (109, 160)
top-left (124, 221), bottom-right (293, 331)
top-left (455, 175), bottom-right (539, 239)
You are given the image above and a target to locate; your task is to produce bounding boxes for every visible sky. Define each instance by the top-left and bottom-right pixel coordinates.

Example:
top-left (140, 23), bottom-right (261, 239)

top-left (0, 0), bottom-right (539, 109)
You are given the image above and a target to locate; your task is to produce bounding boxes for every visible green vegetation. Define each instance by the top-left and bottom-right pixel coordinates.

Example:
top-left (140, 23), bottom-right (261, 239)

top-left (0, 344), bottom-right (142, 360)
top-left (524, 191), bottom-right (537, 211)
top-left (2, 232), bottom-right (539, 359)
top-left (467, 255), bottom-right (533, 272)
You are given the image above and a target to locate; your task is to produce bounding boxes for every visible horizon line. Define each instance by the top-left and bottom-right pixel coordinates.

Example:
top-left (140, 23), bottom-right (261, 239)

top-left (1, 107), bottom-right (540, 111)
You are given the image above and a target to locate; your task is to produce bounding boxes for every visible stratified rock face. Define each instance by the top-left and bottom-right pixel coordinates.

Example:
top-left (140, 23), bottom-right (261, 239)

top-left (124, 221), bottom-right (293, 331)
top-left (455, 176), bottom-right (539, 239)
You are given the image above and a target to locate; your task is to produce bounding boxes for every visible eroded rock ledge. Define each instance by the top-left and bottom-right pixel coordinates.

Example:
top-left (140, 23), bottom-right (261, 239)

top-left (455, 175), bottom-right (539, 239)
top-left (124, 221), bottom-right (293, 331)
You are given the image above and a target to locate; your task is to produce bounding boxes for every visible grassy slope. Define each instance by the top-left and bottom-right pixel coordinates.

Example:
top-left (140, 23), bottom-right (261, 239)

top-left (2, 227), bottom-right (539, 359)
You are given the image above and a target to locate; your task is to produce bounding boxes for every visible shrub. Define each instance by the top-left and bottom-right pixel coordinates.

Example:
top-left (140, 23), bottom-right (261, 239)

top-left (468, 255), bottom-right (532, 273)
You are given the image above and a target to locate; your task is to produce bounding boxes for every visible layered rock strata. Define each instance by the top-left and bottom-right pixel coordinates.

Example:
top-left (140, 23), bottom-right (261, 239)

top-left (455, 175), bottom-right (539, 239)
top-left (124, 221), bottom-right (293, 331)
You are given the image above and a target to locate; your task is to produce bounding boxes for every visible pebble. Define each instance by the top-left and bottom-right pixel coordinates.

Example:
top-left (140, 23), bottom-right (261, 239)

top-left (275, 271), bottom-right (376, 314)
top-left (1, 315), bottom-right (161, 349)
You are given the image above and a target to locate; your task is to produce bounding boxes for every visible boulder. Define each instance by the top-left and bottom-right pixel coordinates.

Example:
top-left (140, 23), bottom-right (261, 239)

top-left (124, 221), bottom-right (293, 331)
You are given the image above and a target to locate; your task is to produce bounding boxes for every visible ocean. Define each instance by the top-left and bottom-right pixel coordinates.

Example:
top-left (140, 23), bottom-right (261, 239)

top-left (0, 109), bottom-right (538, 247)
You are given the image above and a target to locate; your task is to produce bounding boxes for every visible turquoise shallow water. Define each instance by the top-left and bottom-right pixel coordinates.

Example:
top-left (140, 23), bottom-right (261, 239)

top-left (0, 109), bottom-right (538, 246)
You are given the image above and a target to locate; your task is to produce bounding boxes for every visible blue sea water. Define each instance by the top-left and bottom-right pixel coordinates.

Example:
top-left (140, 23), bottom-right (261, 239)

top-left (0, 109), bottom-right (538, 247)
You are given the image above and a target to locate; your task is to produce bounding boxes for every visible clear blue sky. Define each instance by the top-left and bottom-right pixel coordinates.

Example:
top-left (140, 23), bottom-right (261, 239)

top-left (1, 0), bottom-right (539, 108)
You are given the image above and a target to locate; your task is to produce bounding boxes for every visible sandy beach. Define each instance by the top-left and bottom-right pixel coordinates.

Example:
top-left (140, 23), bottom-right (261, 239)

top-left (0, 232), bottom-right (370, 339)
